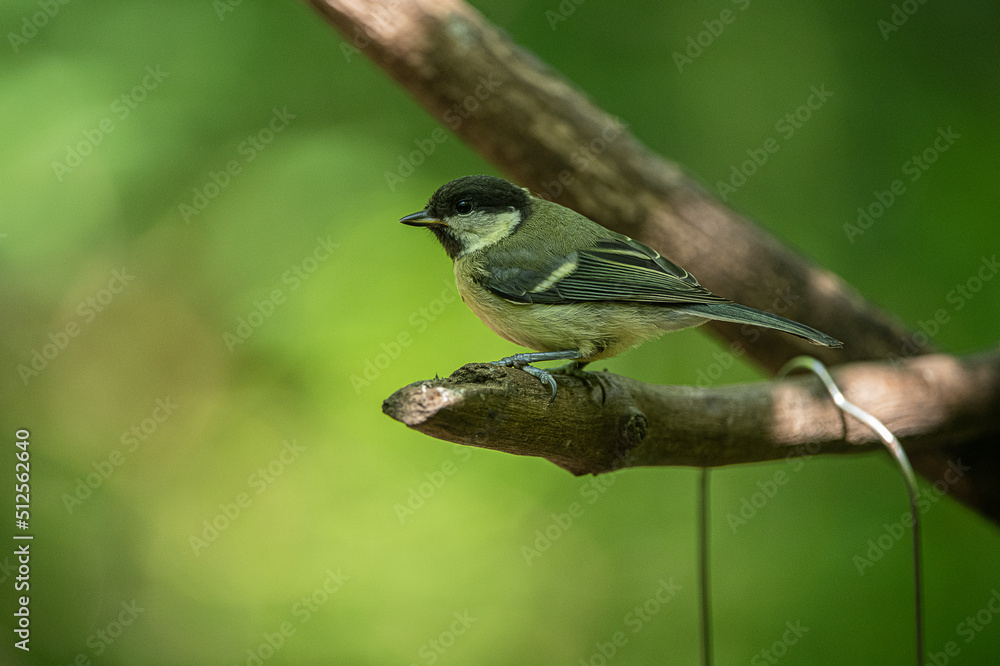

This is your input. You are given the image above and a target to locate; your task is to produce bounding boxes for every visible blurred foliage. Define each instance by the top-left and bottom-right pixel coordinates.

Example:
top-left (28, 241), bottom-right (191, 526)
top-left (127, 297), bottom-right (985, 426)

top-left (1, 0), bottom-right (998, 664)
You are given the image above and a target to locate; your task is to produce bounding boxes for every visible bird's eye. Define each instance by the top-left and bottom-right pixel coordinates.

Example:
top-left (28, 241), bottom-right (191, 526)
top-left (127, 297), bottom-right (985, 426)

top-left (455, 200), bottom-right (475, 215)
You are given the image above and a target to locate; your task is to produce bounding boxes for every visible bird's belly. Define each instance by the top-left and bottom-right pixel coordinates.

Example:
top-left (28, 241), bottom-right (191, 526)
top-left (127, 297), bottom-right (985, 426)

top-left (458, 278), bottom-right (704, 361)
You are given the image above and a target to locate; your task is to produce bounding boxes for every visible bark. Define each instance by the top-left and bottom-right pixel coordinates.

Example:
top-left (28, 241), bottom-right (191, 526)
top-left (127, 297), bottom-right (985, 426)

top-left (383, 352), bottom-right (997, 465)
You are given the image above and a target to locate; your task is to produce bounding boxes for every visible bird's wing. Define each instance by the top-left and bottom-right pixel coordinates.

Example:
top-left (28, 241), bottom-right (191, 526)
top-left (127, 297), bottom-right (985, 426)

top-left (481, 235), bottom-right (729, 305)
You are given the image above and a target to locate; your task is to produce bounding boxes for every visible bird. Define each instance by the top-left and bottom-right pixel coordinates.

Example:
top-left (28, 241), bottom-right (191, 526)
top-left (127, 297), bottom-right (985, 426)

top-left (400, 174), bottom-right (842, 399)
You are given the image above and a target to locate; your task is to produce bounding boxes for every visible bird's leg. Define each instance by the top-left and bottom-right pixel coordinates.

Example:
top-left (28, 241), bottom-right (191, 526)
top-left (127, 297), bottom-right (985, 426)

top-left (491, 350), bottom-right (581, 401)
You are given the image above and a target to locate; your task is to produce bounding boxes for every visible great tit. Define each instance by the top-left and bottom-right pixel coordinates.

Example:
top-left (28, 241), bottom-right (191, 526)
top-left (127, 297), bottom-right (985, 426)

top-left (401, 175), bottom-right (842, 399)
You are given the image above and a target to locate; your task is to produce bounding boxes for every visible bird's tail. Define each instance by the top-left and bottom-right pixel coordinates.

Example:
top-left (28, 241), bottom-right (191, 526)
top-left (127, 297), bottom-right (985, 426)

top-left (681, 302), bottom-right (843, 348)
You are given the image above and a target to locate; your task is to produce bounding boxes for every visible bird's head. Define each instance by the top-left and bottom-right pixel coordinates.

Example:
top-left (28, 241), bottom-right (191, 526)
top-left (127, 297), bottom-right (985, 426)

top-left (399, 175), bottom-right (532, 259)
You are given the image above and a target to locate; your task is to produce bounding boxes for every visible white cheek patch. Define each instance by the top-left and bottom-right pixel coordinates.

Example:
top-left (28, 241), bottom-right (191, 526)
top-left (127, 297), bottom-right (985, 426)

top-left (455, 209), bottom-right (522, 257)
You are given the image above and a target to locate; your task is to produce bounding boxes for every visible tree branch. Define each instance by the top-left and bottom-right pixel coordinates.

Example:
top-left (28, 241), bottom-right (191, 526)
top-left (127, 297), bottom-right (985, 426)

top-left (384, 351), bottom-right (1000, 519)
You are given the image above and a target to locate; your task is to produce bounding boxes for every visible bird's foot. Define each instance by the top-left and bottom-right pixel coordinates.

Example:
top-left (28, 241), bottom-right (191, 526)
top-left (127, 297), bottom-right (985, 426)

top-left (491, 351), bottom-right (581, 402)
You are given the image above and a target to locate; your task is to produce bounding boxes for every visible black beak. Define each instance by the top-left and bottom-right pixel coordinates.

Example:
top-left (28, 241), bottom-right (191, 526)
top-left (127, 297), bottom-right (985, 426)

top-left (399, 210), bottom-right (445, 227)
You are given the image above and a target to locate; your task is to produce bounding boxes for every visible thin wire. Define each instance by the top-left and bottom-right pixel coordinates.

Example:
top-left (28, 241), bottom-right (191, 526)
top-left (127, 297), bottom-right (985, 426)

top-left (778, 356), bottom-right (923, 666)
top-left (698, 466), bottom-right (713, 666)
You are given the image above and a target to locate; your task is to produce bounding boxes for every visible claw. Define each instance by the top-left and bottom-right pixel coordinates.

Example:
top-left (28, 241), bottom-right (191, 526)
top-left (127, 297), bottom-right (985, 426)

top-left (520, 365), bottom-right (558, 402)
top-left (491, 358), bottom-right (559, 401)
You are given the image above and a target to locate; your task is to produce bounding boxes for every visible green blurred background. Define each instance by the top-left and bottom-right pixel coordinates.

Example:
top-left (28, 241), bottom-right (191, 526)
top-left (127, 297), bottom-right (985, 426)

top-left (2, 0), bottom-right (998, 664)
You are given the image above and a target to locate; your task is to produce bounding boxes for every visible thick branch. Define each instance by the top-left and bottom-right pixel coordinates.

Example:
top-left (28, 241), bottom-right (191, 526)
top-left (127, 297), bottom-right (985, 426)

top-left (384, 351), bottom-right (1000, 519)
top-left (307, 0), bottom-right (929, 371)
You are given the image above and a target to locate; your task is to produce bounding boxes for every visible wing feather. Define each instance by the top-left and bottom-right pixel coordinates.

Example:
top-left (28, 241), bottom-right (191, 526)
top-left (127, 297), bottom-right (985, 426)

top-left (481, 236), bottom-right (728, 305)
